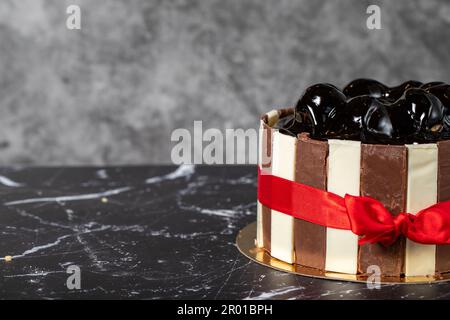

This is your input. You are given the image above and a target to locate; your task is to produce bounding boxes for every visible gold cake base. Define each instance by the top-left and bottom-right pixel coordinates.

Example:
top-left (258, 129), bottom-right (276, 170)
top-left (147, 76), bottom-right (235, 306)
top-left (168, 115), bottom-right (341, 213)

top-left (236, 222), bottom-right (450, 284)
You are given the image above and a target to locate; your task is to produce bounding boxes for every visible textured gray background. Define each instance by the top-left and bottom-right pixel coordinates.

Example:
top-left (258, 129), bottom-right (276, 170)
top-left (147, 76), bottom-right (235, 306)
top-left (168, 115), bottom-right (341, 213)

top-left (1, 0), bottom-right (449, 165)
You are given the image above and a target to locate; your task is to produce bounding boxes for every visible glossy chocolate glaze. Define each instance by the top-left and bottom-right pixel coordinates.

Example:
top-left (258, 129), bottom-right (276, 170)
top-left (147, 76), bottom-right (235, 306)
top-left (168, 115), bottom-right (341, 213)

top-left (283, 79), bottom-right (450, 144)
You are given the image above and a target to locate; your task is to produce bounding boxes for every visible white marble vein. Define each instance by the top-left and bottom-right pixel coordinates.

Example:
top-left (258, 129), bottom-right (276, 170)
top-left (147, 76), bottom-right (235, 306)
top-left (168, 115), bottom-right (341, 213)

top-left (245, 286), bottom-right (305, 300)
top-left (145, 164), bottom-right (195, 184)
top-left (0, 175), bottom-right (24, 187)
top-left (4, 271), bottom-right (63, 278)
top-left (0, 234), bottom-right (72, 260)
top-left (199, 209), bottom-right (237, 218)
top-left (95, 169), bottom-right (109, 179)
top-left (4, 187), bottom-right (131, 206)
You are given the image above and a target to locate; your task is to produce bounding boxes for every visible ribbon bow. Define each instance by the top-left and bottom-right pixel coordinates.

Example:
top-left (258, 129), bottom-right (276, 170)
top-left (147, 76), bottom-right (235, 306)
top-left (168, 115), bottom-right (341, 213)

top-left (345, 195), bottom-right (450, 246)
top-left (258, 168), bottom-right (450, 246)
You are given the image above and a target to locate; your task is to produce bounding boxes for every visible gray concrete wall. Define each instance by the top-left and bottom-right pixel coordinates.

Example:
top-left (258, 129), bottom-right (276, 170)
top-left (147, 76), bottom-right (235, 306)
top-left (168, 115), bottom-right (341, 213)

top-left (1, 0), bottom-right (449, 165)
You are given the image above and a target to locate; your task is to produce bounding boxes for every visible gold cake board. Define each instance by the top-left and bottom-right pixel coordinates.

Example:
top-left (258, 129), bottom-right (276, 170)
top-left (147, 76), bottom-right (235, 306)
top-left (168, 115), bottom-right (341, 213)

top-left (236, 222), bottom-right (450, 284)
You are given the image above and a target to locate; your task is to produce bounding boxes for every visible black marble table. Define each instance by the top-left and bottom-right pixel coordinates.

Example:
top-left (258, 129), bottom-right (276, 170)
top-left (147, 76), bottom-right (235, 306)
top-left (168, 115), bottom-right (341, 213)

top-left (0, 165), bottom-right (449, 299)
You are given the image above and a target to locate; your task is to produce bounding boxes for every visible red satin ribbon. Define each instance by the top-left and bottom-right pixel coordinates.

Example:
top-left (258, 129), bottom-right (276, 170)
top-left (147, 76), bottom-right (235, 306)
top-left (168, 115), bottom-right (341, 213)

top-left (257, 167), bottom-right (450, 246)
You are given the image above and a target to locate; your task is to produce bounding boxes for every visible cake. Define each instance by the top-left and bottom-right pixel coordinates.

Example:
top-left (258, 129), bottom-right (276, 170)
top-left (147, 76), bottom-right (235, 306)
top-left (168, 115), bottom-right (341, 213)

top-left (256, 79), bottom-right (450, 279)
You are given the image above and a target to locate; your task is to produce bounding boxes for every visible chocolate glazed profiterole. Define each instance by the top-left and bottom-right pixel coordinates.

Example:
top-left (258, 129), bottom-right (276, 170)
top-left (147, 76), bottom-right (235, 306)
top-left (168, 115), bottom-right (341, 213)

top-left (283, 79), bottom-right (450, 144)
top-left (257, 79), bottom-right (450, 278)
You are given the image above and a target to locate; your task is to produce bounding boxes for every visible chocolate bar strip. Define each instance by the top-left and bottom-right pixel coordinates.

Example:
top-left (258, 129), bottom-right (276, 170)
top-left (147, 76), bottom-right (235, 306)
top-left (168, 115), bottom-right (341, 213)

top-left (262, 205), bottom-right (271, 252)
top-left (270, 131), bottom-right (296, 263)
top-left (257, 113), bottom-right (276, 251)
top-left (358, 144), bottom-right (407, 276)
top-left (294, 134), bottom-right (328, 270)
top-left (405, 144), bottom-right (438, 276)
top-left (325, 140), bottom-right (360, 274)
top-left (436, 140), bottom-right (450, 274)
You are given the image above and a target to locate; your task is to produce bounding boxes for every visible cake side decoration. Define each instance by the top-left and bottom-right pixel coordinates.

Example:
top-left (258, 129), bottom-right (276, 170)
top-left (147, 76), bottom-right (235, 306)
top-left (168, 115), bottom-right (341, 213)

top-left (436, 140), bottom-right (450, 273)
top-left (294, 134), bottom-right (328, 271)
top-left (358, 144), bottom-right (407, 276)
top-left (404, 144), bottom-right (438, 276)
top-left (269, 130), bottom-right (296, 263)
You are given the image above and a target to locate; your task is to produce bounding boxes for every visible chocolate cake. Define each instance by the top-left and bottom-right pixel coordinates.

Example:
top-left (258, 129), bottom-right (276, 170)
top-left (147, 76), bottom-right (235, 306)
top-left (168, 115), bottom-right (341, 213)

top-left (256, 79), bottom-right (450, 278)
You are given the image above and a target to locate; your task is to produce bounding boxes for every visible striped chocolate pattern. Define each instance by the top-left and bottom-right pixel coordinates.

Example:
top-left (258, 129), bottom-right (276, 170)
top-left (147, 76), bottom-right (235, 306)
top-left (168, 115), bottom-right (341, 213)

top-left (257, 108), bottom-right (450, 277)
